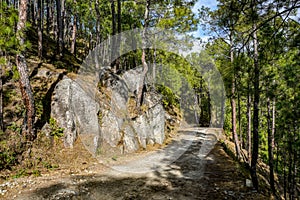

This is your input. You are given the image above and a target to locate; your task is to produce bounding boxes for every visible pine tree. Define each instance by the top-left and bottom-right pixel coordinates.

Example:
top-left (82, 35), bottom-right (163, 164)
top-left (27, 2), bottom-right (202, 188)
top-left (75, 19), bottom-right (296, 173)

top-left (16, 0), bottom-right (36, 140)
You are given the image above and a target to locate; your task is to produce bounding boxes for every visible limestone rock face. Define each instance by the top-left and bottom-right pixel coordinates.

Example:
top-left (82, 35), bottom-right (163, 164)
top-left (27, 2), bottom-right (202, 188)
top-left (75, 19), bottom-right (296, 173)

top-left (99, 68), bottom-right (165, 153)
top-left (51, 68), bottom-right (165, 154)
top-left (122, 67), bottom-right (143, 93)
top-left (51, 77), bottom-right (101, 152)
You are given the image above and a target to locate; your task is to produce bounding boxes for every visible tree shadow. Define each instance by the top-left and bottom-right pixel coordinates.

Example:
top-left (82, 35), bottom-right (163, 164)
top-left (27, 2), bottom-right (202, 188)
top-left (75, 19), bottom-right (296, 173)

top-left (28, 131), bottom-right (269, 200)
top-left (30, 130), bottom-right (210, 199)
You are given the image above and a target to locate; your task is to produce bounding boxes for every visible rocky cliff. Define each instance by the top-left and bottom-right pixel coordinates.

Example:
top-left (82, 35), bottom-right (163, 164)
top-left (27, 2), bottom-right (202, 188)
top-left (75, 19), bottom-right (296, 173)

top-left (51, 68), bottom-right (165, 155)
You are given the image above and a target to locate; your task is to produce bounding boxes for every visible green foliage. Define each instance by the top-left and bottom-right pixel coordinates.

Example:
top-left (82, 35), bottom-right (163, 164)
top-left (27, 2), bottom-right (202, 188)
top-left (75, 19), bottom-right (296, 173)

top-left (0, 3), bottom-right (18, 54)
top-left (42, 161), bottom-right (59, 170)
top-left (12, 169), bottom-right (28, 178)
top-left (202, 0), bottom-right (300, 192)
top-left (157, 85), bottom-right (180, 109)
top-left (96, 147), bottom-right (103, 155)
top-left (49, 118), bottom-right (64, 139)
top-left (0, 150), bottom-right (17, 170)
top-left (97, 110), bottom-right (103, 126)
top-left (11, 65), bottom-right (20, 81)
top-left (32, 169), bottom-right (41, 177)
top-left (7, 122), bottom-right (22, 133)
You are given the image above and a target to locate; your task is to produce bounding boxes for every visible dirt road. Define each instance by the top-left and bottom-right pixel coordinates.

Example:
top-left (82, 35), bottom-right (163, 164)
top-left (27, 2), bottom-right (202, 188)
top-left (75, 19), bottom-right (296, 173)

top-left (3, 128), bottom-right (269, 199)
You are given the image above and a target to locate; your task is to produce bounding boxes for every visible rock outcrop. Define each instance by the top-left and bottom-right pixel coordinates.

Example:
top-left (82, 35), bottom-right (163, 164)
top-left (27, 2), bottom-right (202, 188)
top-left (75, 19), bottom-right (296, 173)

top-left (51, 77), bottom-right (101, 152)
top-left (51, 68), bottom-right (165, 154)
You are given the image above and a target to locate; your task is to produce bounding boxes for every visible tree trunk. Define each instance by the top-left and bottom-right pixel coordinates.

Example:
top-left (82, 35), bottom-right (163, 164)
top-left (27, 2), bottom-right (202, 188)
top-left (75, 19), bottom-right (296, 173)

top-left (46, 0), bottom-right (50, 34)
top-left (95, 0), bottom-right (101, 44)
top-left (130, 23), bottom-right (137, 69)
top-left (238, 91), bottom-right (243, 148)
top-left (230, 35), bottom-right (241, 159)
top-left (70, 0), bottom-right (77, 55)
top-left (30, 0), bottom-right (35, 25)
top-left (153, 44), bottom-right (157, 84)
top-left (292, 125), bottom-right (297, 199)
top-left (0, 58), bottom-right (3, 131)
top-left (207, 88), bottom-right (211, 125)
top-left (16, 0), bottom-right (36, 140)
top-left (284, 151), bottom-right (287, 200)
top-left (63, 1), bottom-right (67, 47)
top-left (247, 91), bottom-right (252, 164)
top-left (116, 0), bottom-right (121, 70)
top-left (231, 89), bottom-right (241, 159)
top-left (56, 0), bottom-right (64, 57)
top-left (110, 0), bottom-right (116, 71)
top-left (37, 0), bottom-right (43, 58)
top-left (51, 0), bottom-right (56, 39)
top-left (251, 23), bottom-right (259, 191)
top-left (288, 135), bottom-right (292, 199)
top-left (220, 89), bottom-right (225, 128)
top-left (137, 0), bottom-right (150, 107)
top-left (194, 94), bottom-right (199, 124)
top-left (267, 95), bottom-right (275, 194)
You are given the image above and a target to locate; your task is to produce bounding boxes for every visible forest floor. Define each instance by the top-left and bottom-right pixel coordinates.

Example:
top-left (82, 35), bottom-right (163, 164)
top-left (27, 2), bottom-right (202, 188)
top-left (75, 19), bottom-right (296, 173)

top-left (0, 128), bottom-right (273, 200)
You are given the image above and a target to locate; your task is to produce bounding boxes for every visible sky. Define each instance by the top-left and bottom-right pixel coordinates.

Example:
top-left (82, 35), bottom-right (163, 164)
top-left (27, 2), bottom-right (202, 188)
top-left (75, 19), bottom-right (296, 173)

top-left (191, 0), bottom-right (218, 39)
top-left (192, 0), bottom-right (218, 13)
top-left (191, 0), bottom-right (299, 39)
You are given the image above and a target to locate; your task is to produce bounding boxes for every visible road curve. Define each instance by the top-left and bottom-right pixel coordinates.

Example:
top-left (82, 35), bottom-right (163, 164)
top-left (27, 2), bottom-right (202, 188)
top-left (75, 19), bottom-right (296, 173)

top-left (108, 128), bottom-right (224, 175)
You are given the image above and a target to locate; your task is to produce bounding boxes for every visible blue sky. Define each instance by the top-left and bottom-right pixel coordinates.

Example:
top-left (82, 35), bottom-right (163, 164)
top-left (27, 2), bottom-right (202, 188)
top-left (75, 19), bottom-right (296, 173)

top-left (191, 0), bottom-right (299, 38)
top-left (191, 0), bottom-right (218, 38)
top-left (192, 0), bottom-right (217, 13)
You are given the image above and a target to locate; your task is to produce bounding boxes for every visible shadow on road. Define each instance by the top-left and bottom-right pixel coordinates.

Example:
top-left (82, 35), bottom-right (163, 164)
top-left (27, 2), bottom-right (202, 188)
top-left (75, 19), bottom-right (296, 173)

top-left (22, 130), bottom-right (269, 200)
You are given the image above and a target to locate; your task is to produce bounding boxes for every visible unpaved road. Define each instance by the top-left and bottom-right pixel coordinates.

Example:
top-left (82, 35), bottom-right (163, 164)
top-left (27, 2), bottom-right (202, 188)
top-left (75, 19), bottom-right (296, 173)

top-left (2, 128), bottom-right (269, 199)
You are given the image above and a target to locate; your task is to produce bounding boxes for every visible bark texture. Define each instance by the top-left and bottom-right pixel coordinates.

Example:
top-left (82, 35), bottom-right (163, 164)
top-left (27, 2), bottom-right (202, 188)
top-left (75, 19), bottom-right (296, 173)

top-left (16, 0), bottom-right (36, 140)
top-left (137, 0), bottom-right (150, 107)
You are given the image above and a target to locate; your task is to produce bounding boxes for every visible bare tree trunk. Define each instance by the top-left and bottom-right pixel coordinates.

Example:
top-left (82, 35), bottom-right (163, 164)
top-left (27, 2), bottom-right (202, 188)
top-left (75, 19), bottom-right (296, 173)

top-left (130, 23), bottom-right (137, 69)
top-left (46, 0), bottom-right (50, 34)
top-left (292, 126), bottom-right (297, 199)
top-left (231, 89), bottom-right (241, 159)
top-left (230, 35), bottom-right (241, 159)
top-left (284, 151), bottom-right (287, 200)
top-left (247, 91), bottom-right (252, 163)
top-left (137, 0), bottom-right (150, 107)
top-left (37, 0), bottom-right (43, 58)
top-left (267, 95), bottom-right (275, 194)
top-left (30, 0), bottom-right (35, 25)
top-left (51, 0), bottom-right (56, 39)
top-left (116, 0), bottom-right (121, 70)
top-left (110, 0), bottom-right (116, 71)
top-left (207, 87), bottom-right (211, 125)
top-left (251, 23), bottom-right (260, 191)
top-left (61, 0), bottom-right (68, 48)
top-left (288, 134), bottom-right (292, 199)
top-left (70, 0), bottom-right (77, 55)
top-left (220, 89), bottom-right (225, 128)
top-left (56, 0), bottom-right (64, 57)
top-left (0, 5), bottom-right (3, 131)
top-left (95, 0), bottom-right (101, 44)
top-left (194, 94), bottom-right (199, 124)
top-left (16, 0), bottom-right (36, 140)
top-left (238, 91), bottom-right (243, 148)
top-left (0, 56), bottom-right (3, 131)
top-left (153, 44), bottom-right (157, 84)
